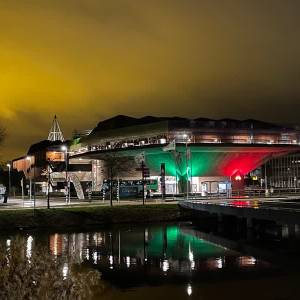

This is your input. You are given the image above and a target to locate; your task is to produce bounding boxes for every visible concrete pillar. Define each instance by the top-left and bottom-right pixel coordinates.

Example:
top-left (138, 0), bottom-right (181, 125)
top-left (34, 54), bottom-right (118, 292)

top-left (92, 160), bottom-right (104, 191)
top-left (177, 176), bottom-right (190, 194)
top-left (246, 222), bottom-right (254, 240)
top-left (288, 224), bottom-right (296, 239)
top-left (217, 214), bottom-right (223, 223)
top-left (246, 218), bottom-right (253, 228)
top-left (281, 224), bottom-right (289, 239)
top-left (295, 224), bottom-right (300, 239)
top-left (280, 224), bottom-right (297, 239)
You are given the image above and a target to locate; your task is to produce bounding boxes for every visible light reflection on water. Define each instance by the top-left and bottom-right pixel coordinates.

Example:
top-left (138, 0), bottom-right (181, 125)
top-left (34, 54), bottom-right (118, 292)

top-left (1, 223), bottom-right (276, 299)
top-left (7, 224), bottom-right (270, 275)
top-left (44, 224), bottom-right (271, 279)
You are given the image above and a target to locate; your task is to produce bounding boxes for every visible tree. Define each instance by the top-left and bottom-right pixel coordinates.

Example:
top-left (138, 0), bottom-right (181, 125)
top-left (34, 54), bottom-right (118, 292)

top-left (102, 154), bottom-right (135, 206)
top-left (0, 125), bottom-right (6, 162)
top-left (0, 125), bottom-right (8, 191)
top-left (0, 168), bottom-right (24, 195)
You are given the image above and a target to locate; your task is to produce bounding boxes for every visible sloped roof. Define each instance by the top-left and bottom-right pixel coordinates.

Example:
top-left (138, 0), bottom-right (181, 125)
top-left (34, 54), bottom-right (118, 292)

top-left (27, 140), bottom-right (64, 154)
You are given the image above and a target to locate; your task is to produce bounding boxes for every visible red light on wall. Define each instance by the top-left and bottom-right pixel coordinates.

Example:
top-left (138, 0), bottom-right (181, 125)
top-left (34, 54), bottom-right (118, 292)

top-left (235, 174), bottom-right (242, 181)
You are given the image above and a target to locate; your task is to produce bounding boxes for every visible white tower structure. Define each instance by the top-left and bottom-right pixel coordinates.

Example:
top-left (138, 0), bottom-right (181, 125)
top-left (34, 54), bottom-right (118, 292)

top-left (48, 115), bottom-right (65, 142)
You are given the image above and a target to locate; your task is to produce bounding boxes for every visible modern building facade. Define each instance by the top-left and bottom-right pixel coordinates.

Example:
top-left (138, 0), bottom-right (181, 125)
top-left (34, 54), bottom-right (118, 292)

top-left (69, 115), bottom-right (300, 196)
top-left (264, 152), bottom-right (300, 189)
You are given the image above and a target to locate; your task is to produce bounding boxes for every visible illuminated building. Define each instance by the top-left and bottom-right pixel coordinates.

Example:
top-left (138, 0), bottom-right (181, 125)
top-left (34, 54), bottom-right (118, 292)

top-left (70, 115), bottom-right (300, 195)
top-left (11, 115), bottom-right (300, 197)
top-left (12, 116), bottom-right (92, 195)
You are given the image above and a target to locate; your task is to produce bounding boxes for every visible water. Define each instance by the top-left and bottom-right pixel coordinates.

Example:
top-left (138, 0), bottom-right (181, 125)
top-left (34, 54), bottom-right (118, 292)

top-left (1, 223), bottom-right (300, 299)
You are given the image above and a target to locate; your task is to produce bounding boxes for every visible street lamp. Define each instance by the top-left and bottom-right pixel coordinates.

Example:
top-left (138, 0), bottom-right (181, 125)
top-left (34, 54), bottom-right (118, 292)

top-left (61, 145), bottom-right (70, 204)
top-left (183, 134), bottom-right (191, 200)
top-left (6, 163), bottom-right (11, 200)
top-left (46, 158), bottom-right (51, 209)
top-left (26, 156), bottom-right (32, 201)
top-left (26, 156), bottom-right (36, 209)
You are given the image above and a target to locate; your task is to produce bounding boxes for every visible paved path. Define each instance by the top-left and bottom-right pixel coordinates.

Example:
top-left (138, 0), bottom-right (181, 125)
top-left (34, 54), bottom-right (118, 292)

top-left (2, 195), bottom-right (300, 211)
top-left (0, 197), bottom-right (176, 210)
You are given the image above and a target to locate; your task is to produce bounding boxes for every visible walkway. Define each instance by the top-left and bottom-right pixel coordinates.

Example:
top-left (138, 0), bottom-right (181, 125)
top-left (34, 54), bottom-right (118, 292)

top-left (0, 197), bottom-right (176, 210)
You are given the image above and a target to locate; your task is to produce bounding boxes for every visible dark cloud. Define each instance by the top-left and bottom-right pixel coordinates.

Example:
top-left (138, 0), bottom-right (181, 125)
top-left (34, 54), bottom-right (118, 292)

top-left (1, 0), bottom-right (300, 159)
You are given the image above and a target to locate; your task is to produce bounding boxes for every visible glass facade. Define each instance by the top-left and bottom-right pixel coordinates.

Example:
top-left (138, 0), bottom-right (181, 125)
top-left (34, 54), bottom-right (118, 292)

top-left (266, 152), bottom-right (300, 188)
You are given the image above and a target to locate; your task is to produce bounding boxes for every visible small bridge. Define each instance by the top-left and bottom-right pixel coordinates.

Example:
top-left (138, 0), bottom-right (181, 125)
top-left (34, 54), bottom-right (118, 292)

top-left (179, 198), bottom-right (300, 238)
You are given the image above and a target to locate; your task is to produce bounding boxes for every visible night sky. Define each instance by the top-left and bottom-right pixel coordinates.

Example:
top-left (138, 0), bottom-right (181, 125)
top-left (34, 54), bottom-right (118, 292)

top-left (1, 0), bottom-right (300, 160)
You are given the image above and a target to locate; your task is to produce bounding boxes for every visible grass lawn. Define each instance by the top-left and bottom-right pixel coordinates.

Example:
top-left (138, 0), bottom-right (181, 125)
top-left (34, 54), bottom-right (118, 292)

top-left (0, 204), bottom-right (188, 231)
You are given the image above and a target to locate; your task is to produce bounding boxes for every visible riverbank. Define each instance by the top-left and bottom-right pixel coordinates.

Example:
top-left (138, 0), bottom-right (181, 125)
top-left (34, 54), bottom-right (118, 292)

top-left (0, 204), bottom-right (192, 231)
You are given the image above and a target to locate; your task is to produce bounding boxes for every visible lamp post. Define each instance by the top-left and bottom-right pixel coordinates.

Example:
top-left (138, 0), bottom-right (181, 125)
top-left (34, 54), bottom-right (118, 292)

top-left (26, 156), bottom-right (32, 202)
top-left (264, 163), bottom-right (268, 197)
top-left (26, 156), bottom-right (36, 210)
top-left (47, 158), bottom-right (51, 209)
top-left (6, 163), bottom-right (11, 200)
top-left (183, 134), bottom-right (190, 200)
top-left (61, 145), bottom-right (70, 204)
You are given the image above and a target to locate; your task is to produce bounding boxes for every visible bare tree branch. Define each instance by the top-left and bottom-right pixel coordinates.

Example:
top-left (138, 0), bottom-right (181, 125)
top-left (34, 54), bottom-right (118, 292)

top-left (102, 154), bottom-right (135, 205)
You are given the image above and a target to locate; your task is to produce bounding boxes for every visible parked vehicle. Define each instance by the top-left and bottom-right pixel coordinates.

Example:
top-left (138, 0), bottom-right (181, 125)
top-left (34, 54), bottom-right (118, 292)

top-left (0, 184), bottom-right (7, 202)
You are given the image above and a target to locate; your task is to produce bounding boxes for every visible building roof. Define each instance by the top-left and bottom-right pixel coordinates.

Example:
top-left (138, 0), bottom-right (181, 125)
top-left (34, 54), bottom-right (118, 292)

top-left (27, 140), bottom-right (64, 154)
top-left (91, 115), bottom-right (289, 135)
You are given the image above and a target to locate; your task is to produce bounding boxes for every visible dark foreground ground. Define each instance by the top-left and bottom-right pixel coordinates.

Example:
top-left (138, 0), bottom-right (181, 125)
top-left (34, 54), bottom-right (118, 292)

top-left (0, 204), bottom-right (192, 231)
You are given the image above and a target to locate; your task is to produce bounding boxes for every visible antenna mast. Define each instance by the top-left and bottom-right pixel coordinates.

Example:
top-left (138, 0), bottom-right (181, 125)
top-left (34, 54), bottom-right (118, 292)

top-left (48, 115), bottom-right (65, 142)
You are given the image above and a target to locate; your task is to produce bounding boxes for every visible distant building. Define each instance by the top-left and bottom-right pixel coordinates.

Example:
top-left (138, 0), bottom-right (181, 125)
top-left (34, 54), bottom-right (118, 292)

top-left (12, 116), bottom-right (91, 197)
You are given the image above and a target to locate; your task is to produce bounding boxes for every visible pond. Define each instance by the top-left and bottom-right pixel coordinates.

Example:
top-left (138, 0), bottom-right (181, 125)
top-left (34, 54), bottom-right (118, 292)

top-left (1, 222), bottom-right (300, 299)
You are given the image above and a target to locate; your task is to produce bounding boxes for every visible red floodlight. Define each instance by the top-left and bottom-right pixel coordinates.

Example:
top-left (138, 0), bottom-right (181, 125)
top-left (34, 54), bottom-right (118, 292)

top-left (234, 174), bottom-right (242, 181)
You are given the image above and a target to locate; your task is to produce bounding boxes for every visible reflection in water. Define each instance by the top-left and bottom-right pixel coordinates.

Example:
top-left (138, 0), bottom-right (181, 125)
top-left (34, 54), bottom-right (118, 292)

top-left (26, 235), bottom-right (33, 261)
top-left (49, 233), bottom-right (62, 256)
top-left (187, 284), bottom-right (192, 296)
top-left (0, 236), bottom-right (102, 299)
top-left (238, 256), bottom-right (257, 267)
top-left (44, 224), bottom-right (270, 286)
top-left (162, 259), bottom-right (170, 272)
top-left (0, 223), bottom-right (274, 299)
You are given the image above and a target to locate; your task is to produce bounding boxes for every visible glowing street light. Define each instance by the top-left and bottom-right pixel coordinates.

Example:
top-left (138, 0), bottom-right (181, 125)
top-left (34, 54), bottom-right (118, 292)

top-left (61, 145), bottom-right (70, 204)
top-left (6, 163), bottom-right (11, 200)
top-left (26, 156), bottom-right (35, 207)
top-left (61, 145), bottom-right (67, 152)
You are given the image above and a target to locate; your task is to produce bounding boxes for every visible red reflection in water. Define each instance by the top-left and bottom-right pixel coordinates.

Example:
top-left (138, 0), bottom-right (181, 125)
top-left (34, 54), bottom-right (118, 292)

top-left (229, 200), bottom-right (260, 208)
top-left (230, 200), bottom-right (252, 207)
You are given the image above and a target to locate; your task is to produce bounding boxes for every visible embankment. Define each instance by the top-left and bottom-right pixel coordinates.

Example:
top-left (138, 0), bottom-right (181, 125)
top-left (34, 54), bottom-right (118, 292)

top-left (0, 204), bottom-right (192, 231)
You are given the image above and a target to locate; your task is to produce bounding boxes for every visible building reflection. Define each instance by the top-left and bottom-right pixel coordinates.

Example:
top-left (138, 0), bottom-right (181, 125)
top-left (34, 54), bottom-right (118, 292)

top-left (45, 225), bottom-right (270, 280)
top-left (0, 224), bottom-right (272, 293)
top-left (187, 284), bottom-right (192, 296)
top-left (49, 233), bottom-right (63, 256)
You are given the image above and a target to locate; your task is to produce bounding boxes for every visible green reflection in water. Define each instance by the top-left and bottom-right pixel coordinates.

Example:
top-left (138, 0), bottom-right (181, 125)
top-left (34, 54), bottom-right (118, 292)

top-left (147, 226), bottom-right (227, 259)
top-left (117, 225), bottom-right (228, 259)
